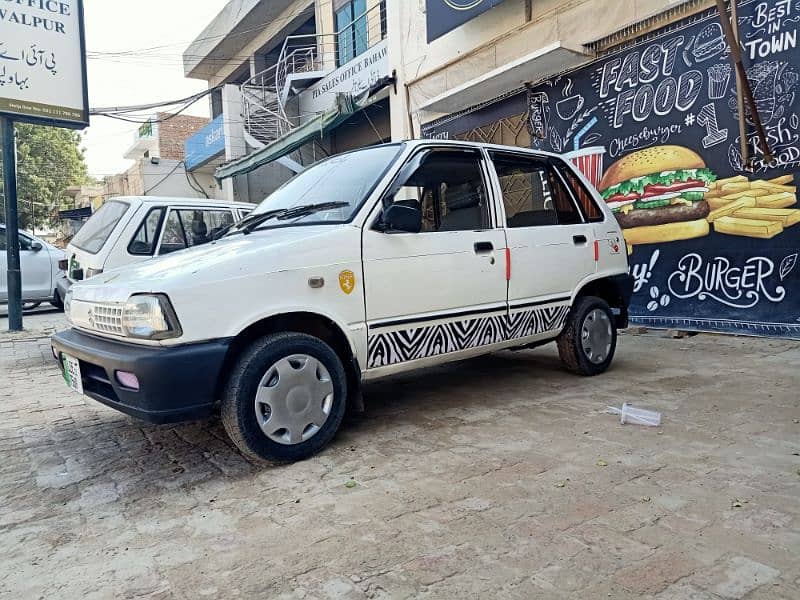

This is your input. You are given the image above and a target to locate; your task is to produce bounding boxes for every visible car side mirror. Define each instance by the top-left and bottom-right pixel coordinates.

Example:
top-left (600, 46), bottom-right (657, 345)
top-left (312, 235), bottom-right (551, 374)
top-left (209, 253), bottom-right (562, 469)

top-left (30, 241), bottom-right (43, 252)
top-left (383, 203), bottom-right (422, 234)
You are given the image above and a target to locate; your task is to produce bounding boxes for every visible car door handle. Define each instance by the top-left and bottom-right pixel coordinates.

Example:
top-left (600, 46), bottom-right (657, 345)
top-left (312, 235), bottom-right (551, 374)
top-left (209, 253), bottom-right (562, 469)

top-left (573, 235), bottom-right (588, 245)
top-left (474, 241), bottom-right (494, 254)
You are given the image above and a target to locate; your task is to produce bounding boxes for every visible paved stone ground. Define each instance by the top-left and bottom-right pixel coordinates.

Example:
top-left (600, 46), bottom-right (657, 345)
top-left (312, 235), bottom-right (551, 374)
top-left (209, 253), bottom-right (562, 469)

top-left (0, 316), bottom-right (798, 599)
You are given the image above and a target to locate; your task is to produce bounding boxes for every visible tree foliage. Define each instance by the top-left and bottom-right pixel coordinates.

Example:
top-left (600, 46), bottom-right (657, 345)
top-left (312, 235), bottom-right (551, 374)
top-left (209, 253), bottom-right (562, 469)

top-left (0, 123), bottom-right (89, 230)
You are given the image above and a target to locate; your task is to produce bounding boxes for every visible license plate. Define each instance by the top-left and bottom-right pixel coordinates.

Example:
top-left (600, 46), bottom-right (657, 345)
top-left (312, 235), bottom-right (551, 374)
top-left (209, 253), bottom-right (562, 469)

top-left (61, 354), bottom-right (84, 395)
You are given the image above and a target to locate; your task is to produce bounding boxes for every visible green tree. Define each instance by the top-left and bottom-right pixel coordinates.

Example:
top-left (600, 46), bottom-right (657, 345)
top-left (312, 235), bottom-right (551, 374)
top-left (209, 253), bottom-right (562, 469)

top-left (0, 123), bottom-right (90, 230)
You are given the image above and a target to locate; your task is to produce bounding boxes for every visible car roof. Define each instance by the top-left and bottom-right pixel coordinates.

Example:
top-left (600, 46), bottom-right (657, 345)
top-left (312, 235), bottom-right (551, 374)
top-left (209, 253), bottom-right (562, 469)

top-left (105, 196), bottom-right (256, 208)
top-left (401, 138), bottom-right (562, 159)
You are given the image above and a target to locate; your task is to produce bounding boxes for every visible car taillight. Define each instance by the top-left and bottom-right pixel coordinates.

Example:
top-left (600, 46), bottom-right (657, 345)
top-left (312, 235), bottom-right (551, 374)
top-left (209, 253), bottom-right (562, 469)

top-left (58, 259), bottom-right (68, 271)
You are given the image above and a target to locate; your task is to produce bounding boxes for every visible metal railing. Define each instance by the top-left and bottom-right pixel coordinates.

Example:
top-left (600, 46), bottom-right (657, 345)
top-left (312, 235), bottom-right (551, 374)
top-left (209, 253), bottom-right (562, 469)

top-left (240, 1), bottom-right (387, 146)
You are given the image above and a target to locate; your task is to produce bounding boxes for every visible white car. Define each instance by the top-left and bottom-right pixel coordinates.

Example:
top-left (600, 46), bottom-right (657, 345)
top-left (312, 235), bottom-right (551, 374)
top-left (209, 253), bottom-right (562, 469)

top-left (58, 197), bottom-right (255, 302)
top-left (52, 141), bottom-right (633, 463)
top-left (1, 225), bottom-right (65, 309)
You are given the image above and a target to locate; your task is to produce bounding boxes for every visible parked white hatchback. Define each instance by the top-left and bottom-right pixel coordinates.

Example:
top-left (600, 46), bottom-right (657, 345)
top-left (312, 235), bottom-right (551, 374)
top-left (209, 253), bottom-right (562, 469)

top-left (52, 141), bottom-right (633, 463)
top-left (58, 197), bottom-right (255, 302)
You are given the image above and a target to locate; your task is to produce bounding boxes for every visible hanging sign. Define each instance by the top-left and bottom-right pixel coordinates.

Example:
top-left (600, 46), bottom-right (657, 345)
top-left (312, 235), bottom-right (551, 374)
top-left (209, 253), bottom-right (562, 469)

top-left (0, 0), bottom-right (89, 128)
top-left (426, 0), bottom-right (506, 42)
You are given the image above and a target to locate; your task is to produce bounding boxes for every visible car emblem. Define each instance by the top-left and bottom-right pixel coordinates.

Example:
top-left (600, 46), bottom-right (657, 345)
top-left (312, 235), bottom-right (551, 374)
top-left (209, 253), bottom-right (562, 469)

top-left (339, 270), bottom-right (356, 295)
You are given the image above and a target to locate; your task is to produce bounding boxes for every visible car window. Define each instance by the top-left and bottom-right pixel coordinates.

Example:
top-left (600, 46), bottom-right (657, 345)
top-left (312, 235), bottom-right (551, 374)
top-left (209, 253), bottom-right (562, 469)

top-left (158, 209), bottom-right (235, 255)
top-left (490, 152), bottom-right (582, 227)
top-left (385, 150), bottom-right (490, 232)
top-left (18, 234), bottom-right (33, 251)
top-left (556, 161), bottom-right (605, 222)
top-left (70, 200), bottom-right (130, 254)
top-left (128, 208), bottom-right (165, 256)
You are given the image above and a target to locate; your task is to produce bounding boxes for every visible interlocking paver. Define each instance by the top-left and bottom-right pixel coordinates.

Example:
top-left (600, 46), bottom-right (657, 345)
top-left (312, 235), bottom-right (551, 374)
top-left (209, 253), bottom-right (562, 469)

top-left (0, 315), bottom-right (798, 598)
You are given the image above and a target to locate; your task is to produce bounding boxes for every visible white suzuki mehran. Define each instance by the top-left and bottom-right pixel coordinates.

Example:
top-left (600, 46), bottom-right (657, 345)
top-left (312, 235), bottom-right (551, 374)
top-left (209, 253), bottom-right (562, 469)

top-left (52, 141), bottom-right (633, 463)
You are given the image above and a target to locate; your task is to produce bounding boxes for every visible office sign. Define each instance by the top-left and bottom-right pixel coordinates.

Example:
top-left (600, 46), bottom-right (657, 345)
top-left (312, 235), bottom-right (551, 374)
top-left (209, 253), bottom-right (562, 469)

top-left (300, 39), bottom-right (389, 115)
top-left (185, 114), bottom-right (226, 171)
top-left (424, 0), bottom-right (800, 339)
top-left (0, 0), bottom-right (89, 128)
top-left (426, 0), bottom-right (506, 42)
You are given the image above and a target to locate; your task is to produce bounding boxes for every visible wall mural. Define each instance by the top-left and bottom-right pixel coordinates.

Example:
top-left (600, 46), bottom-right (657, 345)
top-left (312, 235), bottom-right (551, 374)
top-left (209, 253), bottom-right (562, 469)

top-left (422, 0), bottom-right (800, 339)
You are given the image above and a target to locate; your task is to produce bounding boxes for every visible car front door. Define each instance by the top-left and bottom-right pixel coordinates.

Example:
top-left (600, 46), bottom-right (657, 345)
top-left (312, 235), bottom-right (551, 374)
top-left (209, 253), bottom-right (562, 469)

top-left (362, 147), bottom-right (508, 371)
top-left (16, 233), bottom-right (53, 300)
top-left (488, 151), bottom-right (597, 336)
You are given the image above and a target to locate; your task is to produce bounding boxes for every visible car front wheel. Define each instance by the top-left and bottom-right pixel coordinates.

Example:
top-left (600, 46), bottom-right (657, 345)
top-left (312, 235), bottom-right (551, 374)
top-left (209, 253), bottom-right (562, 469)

top-left (557, 296), bottom-right (617, 376)
top-left (221, 332), bottom-right (348, 463)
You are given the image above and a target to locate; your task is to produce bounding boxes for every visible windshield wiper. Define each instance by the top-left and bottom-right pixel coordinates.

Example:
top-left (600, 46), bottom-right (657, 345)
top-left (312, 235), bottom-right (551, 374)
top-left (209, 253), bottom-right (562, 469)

top-left (275, 201), bottom-right (350, 221)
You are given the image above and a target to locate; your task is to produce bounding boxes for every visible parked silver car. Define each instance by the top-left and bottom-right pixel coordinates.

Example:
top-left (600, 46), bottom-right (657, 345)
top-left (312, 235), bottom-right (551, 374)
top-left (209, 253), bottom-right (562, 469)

top-left (1, 225), bottom-right (65, 310)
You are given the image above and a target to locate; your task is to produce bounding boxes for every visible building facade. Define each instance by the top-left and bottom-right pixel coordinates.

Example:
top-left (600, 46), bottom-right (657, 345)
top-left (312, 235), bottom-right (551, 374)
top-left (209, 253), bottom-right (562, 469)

top-left (185, 0), bottom-right (800, 339)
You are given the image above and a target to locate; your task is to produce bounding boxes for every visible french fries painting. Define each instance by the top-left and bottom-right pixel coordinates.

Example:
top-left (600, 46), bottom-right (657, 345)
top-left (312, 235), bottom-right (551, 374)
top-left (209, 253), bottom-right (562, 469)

top-left (705, 175), bottom-right (798, 239)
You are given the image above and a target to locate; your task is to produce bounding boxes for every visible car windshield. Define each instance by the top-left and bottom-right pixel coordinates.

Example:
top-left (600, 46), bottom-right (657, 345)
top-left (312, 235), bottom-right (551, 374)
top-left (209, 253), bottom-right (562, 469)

top-left (70, 200), bottom-right (130, 254)
top-left (238, 144), bottom-right (403, 232)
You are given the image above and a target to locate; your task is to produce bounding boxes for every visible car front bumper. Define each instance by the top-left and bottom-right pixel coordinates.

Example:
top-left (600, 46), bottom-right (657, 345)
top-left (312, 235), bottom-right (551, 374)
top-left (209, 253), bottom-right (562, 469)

top-left (51, 329), bottom-right (231, 424)
top-left (56, 275), bottom-right (71, 301)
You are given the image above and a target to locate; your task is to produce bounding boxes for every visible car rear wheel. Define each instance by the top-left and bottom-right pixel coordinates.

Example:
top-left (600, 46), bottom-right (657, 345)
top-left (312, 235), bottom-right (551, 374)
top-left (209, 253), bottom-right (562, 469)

top-left (221, 332), bottom-right (347, 463)
top-left (557, 296), bottom-right (617, 376)
top-left (22, 301), bottom-right (42, 311)
top-left (51, 289), bottom-right (64, 310)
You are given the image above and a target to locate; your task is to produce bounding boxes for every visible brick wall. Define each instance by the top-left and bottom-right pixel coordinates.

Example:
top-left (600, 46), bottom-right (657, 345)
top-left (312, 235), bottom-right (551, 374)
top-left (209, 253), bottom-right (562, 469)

top-left (157, 113), bottom-right (210, 161)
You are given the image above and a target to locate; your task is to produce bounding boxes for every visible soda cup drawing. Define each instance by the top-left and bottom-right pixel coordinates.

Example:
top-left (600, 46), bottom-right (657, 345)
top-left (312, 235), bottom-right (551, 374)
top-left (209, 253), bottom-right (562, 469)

top-left (707, 64), bottom-right (731, 100)
top-left (563, 146), bottom-right (607, 189)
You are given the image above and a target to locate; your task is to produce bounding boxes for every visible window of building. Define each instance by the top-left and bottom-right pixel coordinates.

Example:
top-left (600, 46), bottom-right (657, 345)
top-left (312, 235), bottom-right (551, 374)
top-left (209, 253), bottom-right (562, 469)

top-left (490, 152), bottom-right (582, 227)
top-left (336, 0), bottom-right (367, 67)
top-left (384, 150), bottom-right (490, 232)
top-left (128, 208), bottom-right (165, 256)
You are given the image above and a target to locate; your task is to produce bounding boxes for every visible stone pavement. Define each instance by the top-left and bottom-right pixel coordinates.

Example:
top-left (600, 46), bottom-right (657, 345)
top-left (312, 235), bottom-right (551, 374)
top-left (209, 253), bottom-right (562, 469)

top-left (0, 323), bottom-right (798, 599)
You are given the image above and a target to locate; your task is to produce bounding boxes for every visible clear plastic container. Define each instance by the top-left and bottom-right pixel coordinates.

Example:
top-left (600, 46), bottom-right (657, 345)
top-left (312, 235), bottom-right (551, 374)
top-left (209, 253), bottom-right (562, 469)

top-left (607, 403), bottom-right (662, 427)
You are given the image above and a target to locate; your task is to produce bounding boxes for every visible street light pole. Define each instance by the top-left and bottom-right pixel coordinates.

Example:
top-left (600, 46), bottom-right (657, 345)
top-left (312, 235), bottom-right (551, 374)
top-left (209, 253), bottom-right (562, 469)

top-left (2, 116), bottom-right (23, 332)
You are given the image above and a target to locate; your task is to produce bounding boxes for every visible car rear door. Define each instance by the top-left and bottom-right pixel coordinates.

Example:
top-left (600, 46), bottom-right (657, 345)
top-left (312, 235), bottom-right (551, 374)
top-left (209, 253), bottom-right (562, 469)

top-left (362, 147), bottom-right (508, 371)
top-left (19, 234), bottom-right (54, 299)
top-left (488, 151), bottom-right (597, 335)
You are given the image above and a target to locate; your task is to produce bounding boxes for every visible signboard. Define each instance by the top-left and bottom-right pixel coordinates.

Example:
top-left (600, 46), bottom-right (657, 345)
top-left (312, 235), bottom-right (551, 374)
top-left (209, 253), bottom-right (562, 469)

top-left (185, 114), bottom-right (225, 171)
top-left (426, 0), bottom-right (506, 42)
top-left (300, 39), bottom-right (389, 115)
top-left (423, 0), bottom-right (800, 339)
top-left (0, 0), bottom-right (89, 128)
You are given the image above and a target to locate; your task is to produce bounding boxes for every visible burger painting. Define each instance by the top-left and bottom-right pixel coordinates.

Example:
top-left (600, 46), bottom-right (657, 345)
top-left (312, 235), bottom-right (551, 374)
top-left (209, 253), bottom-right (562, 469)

top-left (598, 146), bottom-right (717, 245)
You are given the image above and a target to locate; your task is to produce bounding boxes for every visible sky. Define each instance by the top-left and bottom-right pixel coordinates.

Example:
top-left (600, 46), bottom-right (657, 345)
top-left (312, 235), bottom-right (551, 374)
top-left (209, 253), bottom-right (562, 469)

top-left (82, 0), bottom-right (229, 179)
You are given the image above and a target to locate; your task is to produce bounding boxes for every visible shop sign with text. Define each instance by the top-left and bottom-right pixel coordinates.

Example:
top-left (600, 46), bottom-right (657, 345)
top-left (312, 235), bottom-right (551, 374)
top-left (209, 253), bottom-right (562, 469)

top-left (424, 1), bottom-right (800, 339)
top-left (0, 0), bottom-right (89, 128)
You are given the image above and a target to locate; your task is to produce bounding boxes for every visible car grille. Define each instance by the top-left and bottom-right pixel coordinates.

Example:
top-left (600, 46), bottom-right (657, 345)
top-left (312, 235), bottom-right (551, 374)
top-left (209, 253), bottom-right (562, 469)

top-left (91, 305), bottom-right (124, 335)
top-left (70, 300), bottom-right (125, 337)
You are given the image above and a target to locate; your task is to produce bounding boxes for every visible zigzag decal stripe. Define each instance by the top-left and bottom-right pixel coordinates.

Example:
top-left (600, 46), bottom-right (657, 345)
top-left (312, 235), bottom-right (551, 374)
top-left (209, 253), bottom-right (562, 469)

top-left (367, 304), bottom-right (572, 368)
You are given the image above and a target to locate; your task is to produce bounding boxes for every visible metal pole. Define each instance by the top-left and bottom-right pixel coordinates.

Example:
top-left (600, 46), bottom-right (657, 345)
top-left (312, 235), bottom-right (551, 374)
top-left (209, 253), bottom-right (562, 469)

top-left (2, 116), bottom-right (23, 332)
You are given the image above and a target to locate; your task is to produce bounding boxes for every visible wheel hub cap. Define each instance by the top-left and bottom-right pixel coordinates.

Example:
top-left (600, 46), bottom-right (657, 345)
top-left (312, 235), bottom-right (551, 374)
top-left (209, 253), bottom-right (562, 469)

top-left (581, 309), bottom-right (612, 364)
top-left (254, 354), bottom-right (334, 445)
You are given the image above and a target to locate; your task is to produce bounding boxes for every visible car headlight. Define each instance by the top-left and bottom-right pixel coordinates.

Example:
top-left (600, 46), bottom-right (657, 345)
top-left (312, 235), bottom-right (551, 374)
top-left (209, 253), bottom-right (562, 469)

top-left (121, 294), bottom-right (182, 340)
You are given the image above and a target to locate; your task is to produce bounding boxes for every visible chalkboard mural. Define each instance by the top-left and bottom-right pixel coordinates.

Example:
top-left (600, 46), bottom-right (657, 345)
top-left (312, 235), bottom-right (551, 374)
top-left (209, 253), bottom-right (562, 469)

top-left (422, 0), bottom-right (800, 339)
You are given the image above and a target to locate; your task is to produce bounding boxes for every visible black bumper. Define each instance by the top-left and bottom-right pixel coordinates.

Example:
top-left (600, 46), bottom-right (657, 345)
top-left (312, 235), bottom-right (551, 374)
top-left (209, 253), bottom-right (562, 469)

top-left (610, 273), bottom-right (635, 329)
top-left (51, 329), bottom-right (231, 424)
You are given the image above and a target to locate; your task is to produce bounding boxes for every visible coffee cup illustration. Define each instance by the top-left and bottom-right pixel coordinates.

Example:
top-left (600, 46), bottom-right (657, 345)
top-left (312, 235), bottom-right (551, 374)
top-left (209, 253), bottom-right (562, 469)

top-left (556, 94), bottom-right (585, 121)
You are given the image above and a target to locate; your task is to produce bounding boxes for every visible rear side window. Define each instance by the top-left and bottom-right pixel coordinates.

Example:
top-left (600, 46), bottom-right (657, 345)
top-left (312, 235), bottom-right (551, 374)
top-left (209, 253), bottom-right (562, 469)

top-left (158, 209), bottom-right (236, 255)
top-left (556, 161), bottom-right (605, 222)
top-left (128, 208), bottom-right (165, 256)
top-left (71, 201), bottom-right (130, 254)
top-left (490, 152), bottom-right (582, 227)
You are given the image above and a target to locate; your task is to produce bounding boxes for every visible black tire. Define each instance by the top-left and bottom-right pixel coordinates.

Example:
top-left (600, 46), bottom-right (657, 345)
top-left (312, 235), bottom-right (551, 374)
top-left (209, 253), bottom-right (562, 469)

top-left (51, 289), bottom-right (64, 310)
top-left (221, 332), bottom-right (348, 464)
top-left (557, 296), bottom-right (617, 376)
top-left (23, 301), bottom-right (42, 311)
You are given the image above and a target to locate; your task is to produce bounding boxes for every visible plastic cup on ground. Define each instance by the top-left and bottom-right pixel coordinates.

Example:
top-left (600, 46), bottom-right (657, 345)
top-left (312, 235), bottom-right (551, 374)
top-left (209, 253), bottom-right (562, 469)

top-left (607, 403), bottom-right (662, 427)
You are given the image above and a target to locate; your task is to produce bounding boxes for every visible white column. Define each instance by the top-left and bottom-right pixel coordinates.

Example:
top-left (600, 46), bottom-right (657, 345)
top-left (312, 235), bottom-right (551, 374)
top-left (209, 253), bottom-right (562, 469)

top-left (221, 84), bottom-right (247, 202)
top-left (387, 0), bottom-right (413, 141)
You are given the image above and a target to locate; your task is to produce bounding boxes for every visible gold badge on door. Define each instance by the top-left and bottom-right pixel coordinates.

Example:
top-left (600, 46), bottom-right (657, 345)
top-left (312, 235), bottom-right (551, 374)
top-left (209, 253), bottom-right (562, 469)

top-left (339, 270), bottom-right (356, 295)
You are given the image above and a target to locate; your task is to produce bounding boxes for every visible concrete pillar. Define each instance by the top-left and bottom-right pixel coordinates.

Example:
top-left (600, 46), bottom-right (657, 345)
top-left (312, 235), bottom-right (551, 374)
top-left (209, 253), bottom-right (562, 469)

top-left (221, 84), bottom-right (248, 202)
top-left (249, 54), bottom-right (268, 78)
top-left (387, 0), bottom-right (412, 141)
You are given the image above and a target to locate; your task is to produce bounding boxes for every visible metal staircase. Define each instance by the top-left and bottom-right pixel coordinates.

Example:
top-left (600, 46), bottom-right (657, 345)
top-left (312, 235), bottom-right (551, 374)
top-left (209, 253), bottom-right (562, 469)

top-left (240, 2), bottom-right (386, 148)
